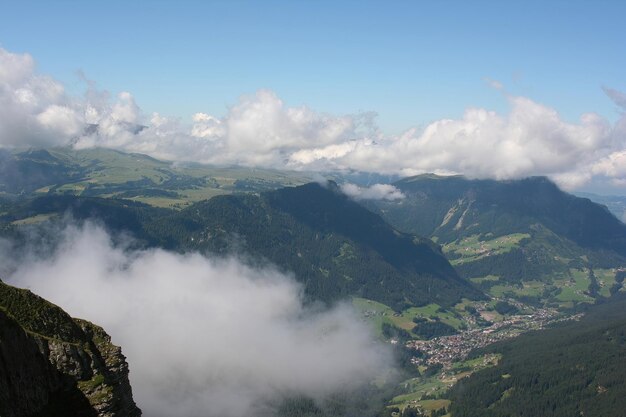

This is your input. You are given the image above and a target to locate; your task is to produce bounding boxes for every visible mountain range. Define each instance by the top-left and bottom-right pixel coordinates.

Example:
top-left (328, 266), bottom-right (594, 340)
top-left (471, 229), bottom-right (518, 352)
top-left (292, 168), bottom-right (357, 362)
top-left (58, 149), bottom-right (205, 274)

top-left (2, 149), bottom-right (625, 312)
top-left (0, 181), bottom-right (483, 311)
top-left (367, 175), bottom-right (626, 309)
top-left (1, 147), bottom-right (626, 416)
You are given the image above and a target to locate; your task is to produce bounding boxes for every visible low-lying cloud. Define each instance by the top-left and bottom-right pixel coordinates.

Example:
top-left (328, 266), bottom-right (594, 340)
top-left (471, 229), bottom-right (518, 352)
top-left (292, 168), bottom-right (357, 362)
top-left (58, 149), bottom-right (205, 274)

top-left (340, 183), bottom-right (406, 201)
top-left (2, 46), bottom-right (626, 191)
top-left (7, 222), bottom-right (391, 417)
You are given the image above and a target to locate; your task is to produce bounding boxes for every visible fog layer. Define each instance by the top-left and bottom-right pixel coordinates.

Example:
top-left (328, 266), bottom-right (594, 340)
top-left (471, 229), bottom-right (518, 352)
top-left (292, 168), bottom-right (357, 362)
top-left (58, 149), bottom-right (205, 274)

top-left (8, 223), bottom-right (391, 417)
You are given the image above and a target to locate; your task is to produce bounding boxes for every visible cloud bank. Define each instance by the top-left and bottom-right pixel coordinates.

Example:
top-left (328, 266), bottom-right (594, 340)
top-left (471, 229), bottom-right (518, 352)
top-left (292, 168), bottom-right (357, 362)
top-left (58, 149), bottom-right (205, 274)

top-left (1, 46), bottom-right (626, 190)
top-left (7, 222), bottom-right (391, 417)
top-left (340, 183), bottom-right (406, 201)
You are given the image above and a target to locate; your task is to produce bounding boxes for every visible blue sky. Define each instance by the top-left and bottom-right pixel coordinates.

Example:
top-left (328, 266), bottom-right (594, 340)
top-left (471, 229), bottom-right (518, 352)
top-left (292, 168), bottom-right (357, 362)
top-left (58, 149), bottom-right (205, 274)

top-left (1, 0), bottom-right (626, 195)
top-left (2, 0), bottom-right (625, 133)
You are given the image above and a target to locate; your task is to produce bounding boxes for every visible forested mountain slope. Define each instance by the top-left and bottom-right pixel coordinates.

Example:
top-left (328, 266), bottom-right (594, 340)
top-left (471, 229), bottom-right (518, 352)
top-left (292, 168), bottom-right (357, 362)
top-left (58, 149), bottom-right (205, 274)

top-left (368, 175), bottom-right (626, 308)
top-left (145, 182), bottom-right (483, 309)
top-left (0, 182), bottom-right (483, 310)
top-left (377, 175), bottom-right (626, 254)
top-left (447, 295), bottom-right (626, 417)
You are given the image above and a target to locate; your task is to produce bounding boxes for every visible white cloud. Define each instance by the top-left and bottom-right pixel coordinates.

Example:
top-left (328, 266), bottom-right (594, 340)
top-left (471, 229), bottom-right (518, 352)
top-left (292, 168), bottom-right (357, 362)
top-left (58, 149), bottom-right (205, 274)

top-left (592, 150), bottom-right (626, 185)
top-left (7, 222), bottom-right (391, 417)
top-left (35, 104), bottom-right (83, 137)
top-left (340, 183), bottom-right (406, 201)
top-left (1, 45), bottom-right (626, 191)
top-left (190, 112), bottom-right (225, 139)
top-left (291, 96), bottom-right (624, 190)
top-left (0, 48), bottom-right (82, 147)
top-left (213, 90), bottom-right (357, 166)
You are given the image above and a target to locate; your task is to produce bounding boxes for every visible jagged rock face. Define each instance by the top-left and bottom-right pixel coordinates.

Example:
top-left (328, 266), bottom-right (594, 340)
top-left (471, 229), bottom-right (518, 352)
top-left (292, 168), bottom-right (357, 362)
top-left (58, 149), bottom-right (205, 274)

top-left (0, 310), bottom-right (64, 417)
top-left (0, 282), bottom-right (141, 417)
top-left (74, 320), bottom-right (140, 417)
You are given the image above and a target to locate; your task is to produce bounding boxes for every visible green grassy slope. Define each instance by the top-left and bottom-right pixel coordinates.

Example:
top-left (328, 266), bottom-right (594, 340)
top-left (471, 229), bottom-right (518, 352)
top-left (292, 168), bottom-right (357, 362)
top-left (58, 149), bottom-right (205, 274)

top-left (0, 147), bottom-right (311, 208)
top-left (0, 281), bottom-right (86, 343)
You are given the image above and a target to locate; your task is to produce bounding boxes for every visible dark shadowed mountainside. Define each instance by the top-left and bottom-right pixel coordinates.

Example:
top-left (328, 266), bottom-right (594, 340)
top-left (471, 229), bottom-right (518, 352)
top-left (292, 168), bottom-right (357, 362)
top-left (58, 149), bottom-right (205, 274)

top-left (145, 182), bottom-right (484, 309)
top-left (0, 182), bottom-right (483, 311)
top-left (366, 175), bottom-right (626, 308)
top-left (0, 281), bottom-right (140, 417)
top-left (576, 192), bottom-right (626, 223)
top-left (0, 149), bottom-right (83, 195)
top-left (376, 175), bottom-right (626, 254)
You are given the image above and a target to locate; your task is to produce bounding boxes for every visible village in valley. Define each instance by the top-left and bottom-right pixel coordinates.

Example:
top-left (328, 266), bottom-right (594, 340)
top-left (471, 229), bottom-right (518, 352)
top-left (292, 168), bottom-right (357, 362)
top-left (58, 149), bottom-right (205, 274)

top-left (405, 309), bottom-right (582, 369)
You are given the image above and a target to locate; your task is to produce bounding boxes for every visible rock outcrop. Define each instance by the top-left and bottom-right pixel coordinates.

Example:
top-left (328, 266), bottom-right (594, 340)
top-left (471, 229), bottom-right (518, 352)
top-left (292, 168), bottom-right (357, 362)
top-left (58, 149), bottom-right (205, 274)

top-left (0, 281), bottom-right (141, 417)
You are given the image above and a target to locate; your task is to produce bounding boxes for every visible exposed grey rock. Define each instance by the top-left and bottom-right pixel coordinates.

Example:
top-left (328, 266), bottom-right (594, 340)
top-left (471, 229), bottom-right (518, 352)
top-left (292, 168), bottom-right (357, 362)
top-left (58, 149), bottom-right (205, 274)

top-left (0, 281), bottom-right (141, 417)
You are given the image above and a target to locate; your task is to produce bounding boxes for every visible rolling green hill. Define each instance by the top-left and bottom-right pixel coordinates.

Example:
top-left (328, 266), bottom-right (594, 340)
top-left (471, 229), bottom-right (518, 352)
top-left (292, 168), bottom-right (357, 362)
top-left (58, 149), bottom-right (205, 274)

top-left (0, 147), bottom-right (311, 207)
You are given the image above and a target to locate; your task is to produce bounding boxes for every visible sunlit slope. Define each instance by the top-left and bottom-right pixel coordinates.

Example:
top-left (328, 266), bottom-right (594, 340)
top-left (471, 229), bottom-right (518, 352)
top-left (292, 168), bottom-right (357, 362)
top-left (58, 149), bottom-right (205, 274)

top-left (0, 147), bottom-right (311, 207)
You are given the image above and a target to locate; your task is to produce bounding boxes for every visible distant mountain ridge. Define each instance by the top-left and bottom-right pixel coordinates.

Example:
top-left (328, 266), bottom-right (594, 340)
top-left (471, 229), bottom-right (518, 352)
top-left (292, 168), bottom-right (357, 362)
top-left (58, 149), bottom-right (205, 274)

top-left (370, 174), bottom-right (626, 256)
top-left (367, 175), bottom-right (626, 308)
top-left (0, 147), bottom-right (311, 207)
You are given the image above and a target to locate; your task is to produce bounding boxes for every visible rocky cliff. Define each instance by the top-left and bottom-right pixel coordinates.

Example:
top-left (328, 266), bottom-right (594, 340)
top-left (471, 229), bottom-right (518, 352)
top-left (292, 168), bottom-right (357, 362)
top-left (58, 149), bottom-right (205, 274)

top-left (0, 280), bottom-right (141, 417)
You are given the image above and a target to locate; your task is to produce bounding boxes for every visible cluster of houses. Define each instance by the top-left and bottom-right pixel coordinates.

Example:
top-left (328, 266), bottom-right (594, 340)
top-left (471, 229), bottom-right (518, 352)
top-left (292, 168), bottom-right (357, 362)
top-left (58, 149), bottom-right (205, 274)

top-left (406, 309), bottom-right (575, 369)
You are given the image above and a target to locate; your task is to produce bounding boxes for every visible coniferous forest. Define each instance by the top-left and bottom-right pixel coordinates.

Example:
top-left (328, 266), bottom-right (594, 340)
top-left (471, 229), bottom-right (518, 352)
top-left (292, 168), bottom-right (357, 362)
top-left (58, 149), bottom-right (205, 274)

top-left (447, 295), bottom-right (626, 417)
